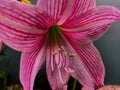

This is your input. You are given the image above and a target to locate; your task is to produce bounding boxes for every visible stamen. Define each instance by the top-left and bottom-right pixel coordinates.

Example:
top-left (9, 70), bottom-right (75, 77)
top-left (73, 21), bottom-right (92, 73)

top-left (64, 51), bottom-right (67, 57)
top-left (47, 25), bottom-right (76, 70)
top-left (58, 48), bottom-right (61, 52)
top-left (52, 50), bottom-right (58, 55)
top-left (52, 47), bottom-right (75, 58)
top-left (60, 45), bottom-right (65, 51)
top-left (69, 53), bottom-right (75, 57)
top-left (52, 52), bottom-right (55, 55)
top-left (54, 51), bottom-right (58, 54)
top-left (60, 46), bottom-right (75, 57)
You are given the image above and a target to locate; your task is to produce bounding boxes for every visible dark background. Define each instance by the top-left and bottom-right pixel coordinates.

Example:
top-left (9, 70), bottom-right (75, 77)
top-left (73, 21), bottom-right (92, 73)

top-left (0, 0), bottom-right (120, 89)
top-left (96, 0), bottom-right (120, 85)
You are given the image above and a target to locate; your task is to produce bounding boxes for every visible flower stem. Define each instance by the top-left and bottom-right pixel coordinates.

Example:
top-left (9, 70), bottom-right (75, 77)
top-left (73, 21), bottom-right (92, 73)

top-left (72, 79), bottom-right (77, 90)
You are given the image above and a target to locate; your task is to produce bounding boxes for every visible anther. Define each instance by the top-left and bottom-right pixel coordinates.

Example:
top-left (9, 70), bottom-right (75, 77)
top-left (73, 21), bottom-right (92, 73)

top-left (60, 46), bottom-right (65, 51)
top-left (52, 51), bottom-right (58, 55)
top-left (54, 51), bottom-right (58, 54)
top-left (52, 52), bottom-right (55, 55)
top-left (58, 48), bottom-right (61, 52)
top-left (69, 53), bottom-right (75, 57)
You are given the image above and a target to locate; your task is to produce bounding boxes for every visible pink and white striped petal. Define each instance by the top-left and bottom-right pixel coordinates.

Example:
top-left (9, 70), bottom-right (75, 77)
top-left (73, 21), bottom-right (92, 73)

top-left (64, 37), bottom-right (105, 89)
top-left (0, 0), bottom-right (48, 52)
top-left (45, 35), bottom-right (99, 89)
top-left (0, 0), bottom-right (53, 31)
top-left (61, 6), bottom-right (120, 30)
top-left (0, 21), bottom-right (46, 52)
top-left (63, 24), bottom-right (111, 44)
top-left (37, 0), bottom-right (71, 22)
top-left (37, 0), bottom-right (95, 23)
top-left (58, 0), bottom-right (96, 24)
top-left (20, 45), bottom-right (46, 90)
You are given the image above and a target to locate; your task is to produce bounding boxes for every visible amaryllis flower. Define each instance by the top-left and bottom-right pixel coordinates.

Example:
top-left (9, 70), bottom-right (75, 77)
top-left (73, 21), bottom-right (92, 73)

top-left (0, 0), bottom-right (120, 90)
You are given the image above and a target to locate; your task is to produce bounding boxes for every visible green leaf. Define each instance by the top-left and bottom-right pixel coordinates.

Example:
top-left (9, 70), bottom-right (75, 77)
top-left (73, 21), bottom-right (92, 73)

top-left (0, 71), bottom-right (6, 78)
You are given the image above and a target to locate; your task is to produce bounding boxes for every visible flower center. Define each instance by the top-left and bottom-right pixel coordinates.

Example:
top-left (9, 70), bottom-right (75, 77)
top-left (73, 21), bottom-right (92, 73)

top-left (47, 25), bottom-right (75, 57)
top-left (47, 25), bottom-right (62, 45)
top-left (46, 25), bottom-right (75, 70)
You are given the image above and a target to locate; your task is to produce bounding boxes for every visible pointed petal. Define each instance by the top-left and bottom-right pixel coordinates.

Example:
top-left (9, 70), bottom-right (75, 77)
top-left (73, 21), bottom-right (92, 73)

top-left (0, 0), bottom-right (47, 52)
top-left (61, 6), bottom-right (120, 29)
top-left (37, 0), bottom-right (71, 21)
top-left (72, 44), bottom-right (105, 89)
top-left (0, 0), bottom-right (53, 30)
top-left (0, 22), bottom-right (46, 52)
top-left (20, 45), bottom-right (46, 90)
top-left (58, 0), bottom-right (96, 24)
top-left (68, 0), bottom-right (96, 17)
top-left (46, 45), bottom-right (70, 90)
top-left (63, 24), bottom-right (111, 44)
top-left (37, 0), bottom-right (95, 23)
top-left (61, 36), bottom-right (105, 89)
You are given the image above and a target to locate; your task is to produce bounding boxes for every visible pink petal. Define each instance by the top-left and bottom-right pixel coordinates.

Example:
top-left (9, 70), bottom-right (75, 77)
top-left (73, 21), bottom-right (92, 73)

top-left (46, 45), bottom-right (70, 90)
top-left (0, 22), bottom-right (46, 52)
top-left (61, 6), bottom-right (120, 29)
top-left (59, 35), bottom-right (105, 89)
top-left (0, 0), bottom-right (47, 52)
top-left (63, 24), bottom-right (111, 44)
top-left (37, 0), bottom-right (71, 22)
top-left (58, 0), bottom-right (96, 24)
top-left (0, 0), bottom-right (53, 30)
top-left (37, 0), bottom-right (95, 24)
top-left (64, 38), bottom-right (105, 89)
top-left (20, 45), bottom-right (46, 90)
